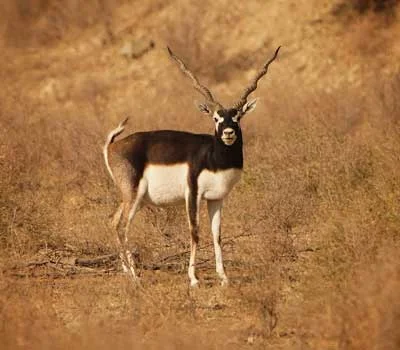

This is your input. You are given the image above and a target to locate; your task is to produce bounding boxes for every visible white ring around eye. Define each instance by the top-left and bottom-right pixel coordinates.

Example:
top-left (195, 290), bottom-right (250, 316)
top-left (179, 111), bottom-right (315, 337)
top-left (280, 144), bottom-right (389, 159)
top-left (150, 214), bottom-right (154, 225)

top-left (232, 113), bottom-right (240, 123)
top-left (212, 111), bottom-right (224, 131)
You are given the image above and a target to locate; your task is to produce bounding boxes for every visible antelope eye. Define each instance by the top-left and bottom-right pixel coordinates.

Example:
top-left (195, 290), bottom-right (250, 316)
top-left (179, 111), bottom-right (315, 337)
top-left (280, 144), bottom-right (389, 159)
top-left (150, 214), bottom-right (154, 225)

top-left (213, 117), bottom-right (218, 123)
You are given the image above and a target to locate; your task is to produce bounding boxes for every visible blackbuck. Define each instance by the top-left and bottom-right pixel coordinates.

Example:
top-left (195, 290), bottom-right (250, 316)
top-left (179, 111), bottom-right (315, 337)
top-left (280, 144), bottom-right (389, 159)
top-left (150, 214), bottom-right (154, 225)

top-left (104, 46), bottom-right (281, 287)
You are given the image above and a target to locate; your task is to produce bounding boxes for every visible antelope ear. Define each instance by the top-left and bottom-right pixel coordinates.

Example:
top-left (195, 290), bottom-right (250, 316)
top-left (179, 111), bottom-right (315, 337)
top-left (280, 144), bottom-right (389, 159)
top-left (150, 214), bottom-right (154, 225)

top-left (242, 98), bottom-right (258, 115)
top-left (197, 102), bottom-right (212, 115)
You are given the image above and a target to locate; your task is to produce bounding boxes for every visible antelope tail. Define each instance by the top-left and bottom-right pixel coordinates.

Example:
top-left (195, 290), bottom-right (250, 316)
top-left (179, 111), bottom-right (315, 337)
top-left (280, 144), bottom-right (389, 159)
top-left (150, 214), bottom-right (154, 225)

top-left (103, 118), bottom-right (129, 183)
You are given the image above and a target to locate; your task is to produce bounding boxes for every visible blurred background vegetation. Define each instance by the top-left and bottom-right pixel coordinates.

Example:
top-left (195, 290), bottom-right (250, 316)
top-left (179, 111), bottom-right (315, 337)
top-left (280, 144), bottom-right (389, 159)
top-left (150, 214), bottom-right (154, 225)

top-left (0, 1), bottom-right (399, 349)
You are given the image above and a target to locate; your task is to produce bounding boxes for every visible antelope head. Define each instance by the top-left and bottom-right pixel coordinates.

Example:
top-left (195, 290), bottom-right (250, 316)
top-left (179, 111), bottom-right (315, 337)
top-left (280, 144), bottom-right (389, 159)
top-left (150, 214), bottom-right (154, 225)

top-left (167, 46), bottom-right (281, 146)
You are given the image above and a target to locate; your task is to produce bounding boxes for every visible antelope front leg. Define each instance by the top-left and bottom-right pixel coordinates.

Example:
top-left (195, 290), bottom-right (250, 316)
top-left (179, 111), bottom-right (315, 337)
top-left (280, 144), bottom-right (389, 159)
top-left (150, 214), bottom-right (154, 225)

top-left (207, 200), bottom-right (228, 286)
top-left (186, 190), bottom-right (200, 287)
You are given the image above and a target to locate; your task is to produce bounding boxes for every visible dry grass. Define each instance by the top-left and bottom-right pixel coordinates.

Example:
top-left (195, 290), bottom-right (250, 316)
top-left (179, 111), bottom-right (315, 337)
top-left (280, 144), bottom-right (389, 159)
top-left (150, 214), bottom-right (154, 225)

top-left (0, 0), bottom-right (118, 47)
top-left (1, 1), bottom-right (400, 349)
top-left (333, 0), bottom-right (399, 16)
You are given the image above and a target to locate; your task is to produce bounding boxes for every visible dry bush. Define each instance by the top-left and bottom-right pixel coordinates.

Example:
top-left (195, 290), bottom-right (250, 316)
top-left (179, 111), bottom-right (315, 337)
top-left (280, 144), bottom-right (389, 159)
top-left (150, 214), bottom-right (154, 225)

top-left (0, 95), bottom-right (113, 257)
top-left (2, 64), bottom-right (400, 349)
top-left (285, 78), bottom-right (400, 346)
top-left (333, 0), bottom-right (399, 15)
top-left (0, 0), bottom-right (120, 47)
top-left (160, 0), bottom-right (231, 83)
top-left (337, 242), bottom-right (400, 350)
top-left (332, 0), bottom-right (400, 29)
top-left (160, 1), bottom-right (273, 84)
top-left (350, 0), bottom-right (399, 13)
top-left (332, 0), bottom-right (399, 57)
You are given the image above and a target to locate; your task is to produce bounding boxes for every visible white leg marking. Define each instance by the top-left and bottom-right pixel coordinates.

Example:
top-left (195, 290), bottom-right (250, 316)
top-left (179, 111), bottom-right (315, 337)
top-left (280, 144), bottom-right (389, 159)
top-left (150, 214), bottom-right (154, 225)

top-left (207, 200), bottom-right (228, 286)
top-left (112, 203), bottom-right (124, 230)
top-left (121, 179), bottom-right (147, 281)
top-left (186, 189), bottom-right (200, 287)
top-left (119, 252), bottom-right (129, 273)
top-left (189, 236), bottom-right (199, 287)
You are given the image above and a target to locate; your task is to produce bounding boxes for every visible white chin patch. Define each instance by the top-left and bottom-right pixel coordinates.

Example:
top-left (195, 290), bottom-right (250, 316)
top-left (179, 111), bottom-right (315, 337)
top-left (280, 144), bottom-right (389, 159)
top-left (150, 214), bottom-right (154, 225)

top-left (221, 135), bottom-right (237, 146)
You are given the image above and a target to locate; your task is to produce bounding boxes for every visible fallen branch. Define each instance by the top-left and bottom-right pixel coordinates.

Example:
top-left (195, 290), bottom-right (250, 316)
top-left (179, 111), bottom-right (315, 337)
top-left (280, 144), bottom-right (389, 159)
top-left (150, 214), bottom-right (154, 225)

top-left (75, 253), bottom-right (118, 267)
top-left (4, 234), bottom-right (249, 278)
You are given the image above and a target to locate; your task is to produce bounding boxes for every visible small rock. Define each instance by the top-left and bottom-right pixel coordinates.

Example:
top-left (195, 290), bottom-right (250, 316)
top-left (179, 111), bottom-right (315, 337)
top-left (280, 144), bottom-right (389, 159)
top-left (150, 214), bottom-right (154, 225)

top-left (247, 335), bottom-right (255, 344)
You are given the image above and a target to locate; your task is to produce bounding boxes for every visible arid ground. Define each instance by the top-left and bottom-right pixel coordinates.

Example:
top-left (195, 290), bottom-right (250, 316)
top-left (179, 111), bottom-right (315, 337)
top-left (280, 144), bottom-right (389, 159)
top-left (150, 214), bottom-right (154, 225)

top-left (1, 1), bottom-right (400, 349)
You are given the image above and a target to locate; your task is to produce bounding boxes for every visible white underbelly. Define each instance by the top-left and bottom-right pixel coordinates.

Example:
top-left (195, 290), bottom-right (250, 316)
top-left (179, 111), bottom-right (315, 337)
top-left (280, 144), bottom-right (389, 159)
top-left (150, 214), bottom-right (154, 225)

top-left (198, 168), bottom-right (242, 201)
top-left (143, 163), bottom-right (188, 206)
